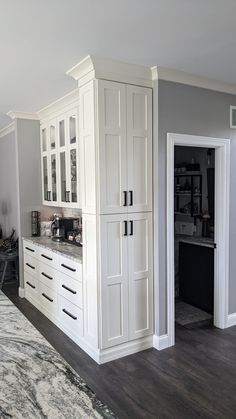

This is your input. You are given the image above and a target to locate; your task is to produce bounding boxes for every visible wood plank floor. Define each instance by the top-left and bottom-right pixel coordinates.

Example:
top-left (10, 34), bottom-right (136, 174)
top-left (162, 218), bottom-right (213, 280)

top-left (3, 284), bottom-right (236, 419)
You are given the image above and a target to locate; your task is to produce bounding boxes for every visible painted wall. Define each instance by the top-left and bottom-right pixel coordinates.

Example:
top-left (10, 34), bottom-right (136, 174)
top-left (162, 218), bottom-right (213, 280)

top-left (157, 80), bottom-right (236, 335)
top-left (0, 130), bottom-right (19, 237)
top-left (16, 119), bottom-right (42, 288)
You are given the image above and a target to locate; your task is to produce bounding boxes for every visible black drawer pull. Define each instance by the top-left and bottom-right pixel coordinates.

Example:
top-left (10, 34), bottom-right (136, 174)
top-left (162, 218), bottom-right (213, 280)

top-left (62, 308), bottom-right (77, 320)
top-left (26, 281), bottom-right (35, 289)
top-left (62, 284), bottom-right (77, 294)
top-left (123, 191), bottom-right (127, 206)
top-left (41, 254), bottom-right (53, 261)
top-left (61, 263), bottom-right (76, 272)
top-left (25, 246), bottom-right (35, 253)
top-left (41, 272), bottom-right (53, 281)
top-left (42, 293), bottom-right (53, 303)
top-left (26, 262), bottom-right (35, 270)
top-left (129, 190), bottom-right (133, 206)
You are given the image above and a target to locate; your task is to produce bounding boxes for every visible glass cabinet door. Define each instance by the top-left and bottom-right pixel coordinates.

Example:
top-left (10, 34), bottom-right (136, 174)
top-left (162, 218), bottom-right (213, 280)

top-left (59, 119), bottom-right (65, 147)
top-left (43, 156), bottom-right (49, 201)
top-left (60, 151), bottom-right (67, 203)
top-left (51, 154), bottom-right (57, 202)
top-left (69, 114), bottom-right (77, 144)
top-left (50, 124), bottom-right (56, 150)
top-left (70, 149), bottom-right (77, 203)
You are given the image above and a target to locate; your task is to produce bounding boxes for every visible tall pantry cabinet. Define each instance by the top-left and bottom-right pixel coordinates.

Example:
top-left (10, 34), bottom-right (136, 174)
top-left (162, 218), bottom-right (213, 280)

top-left (68, 56), bottom-right (154, 363)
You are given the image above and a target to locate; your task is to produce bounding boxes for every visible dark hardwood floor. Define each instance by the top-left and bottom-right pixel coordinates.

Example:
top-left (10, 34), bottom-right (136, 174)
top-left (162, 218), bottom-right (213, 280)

top-left (3, 283), bottom-right (236, 419)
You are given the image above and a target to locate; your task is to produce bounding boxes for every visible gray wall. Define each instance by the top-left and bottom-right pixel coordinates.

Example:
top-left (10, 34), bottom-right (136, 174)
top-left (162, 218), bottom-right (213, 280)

top-left (157, 80), bottom-right (236, 335)
top-left (0, 130), bottom-right (19, 237)
top-left (16, 119), bottom-right (41, 288)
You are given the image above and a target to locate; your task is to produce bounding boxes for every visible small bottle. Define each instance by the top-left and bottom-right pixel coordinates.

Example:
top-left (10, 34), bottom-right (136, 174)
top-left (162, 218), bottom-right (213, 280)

top-left (31, 211), bottom-right (40, 236)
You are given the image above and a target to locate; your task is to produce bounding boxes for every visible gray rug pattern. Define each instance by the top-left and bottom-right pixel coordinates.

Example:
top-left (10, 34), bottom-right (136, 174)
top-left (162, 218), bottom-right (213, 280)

top-left (175, 300), bottom-right (212, 327)
top-left (0, 292), bottom-right (116, 419)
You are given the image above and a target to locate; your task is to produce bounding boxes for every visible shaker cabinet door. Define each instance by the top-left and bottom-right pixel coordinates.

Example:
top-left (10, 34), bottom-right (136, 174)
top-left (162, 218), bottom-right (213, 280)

top-left (100, 214), bottom-right (129, 349)
top-left (128, 212), bottom-right (153, 340)
top-left (98, 80), bottom-right (127, 214)
top-left (127, 85), bottom-right (152, 213)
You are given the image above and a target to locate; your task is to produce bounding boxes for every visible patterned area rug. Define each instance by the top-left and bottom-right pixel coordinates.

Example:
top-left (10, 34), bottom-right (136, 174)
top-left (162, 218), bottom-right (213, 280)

top-left (0, 291), bottom-right (116, 419)
top-left (175, 300), bottom-right (213, 328)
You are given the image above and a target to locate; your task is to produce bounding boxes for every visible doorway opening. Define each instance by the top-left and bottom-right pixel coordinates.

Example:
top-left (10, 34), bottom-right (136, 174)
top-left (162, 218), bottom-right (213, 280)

top-left (166, 134), bottom-right (230, 347)
top-left (174, 145), bottom-right (215, 329)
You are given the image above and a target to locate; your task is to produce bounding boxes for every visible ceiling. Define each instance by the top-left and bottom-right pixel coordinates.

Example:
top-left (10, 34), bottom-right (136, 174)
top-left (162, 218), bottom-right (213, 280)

top-left (1, 0), bottom-right (236, 129)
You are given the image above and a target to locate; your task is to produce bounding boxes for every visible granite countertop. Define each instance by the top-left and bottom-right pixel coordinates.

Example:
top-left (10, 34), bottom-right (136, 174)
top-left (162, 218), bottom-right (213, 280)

top-left (175, 234), bottom-right (215, 248)
top-left (23, 237), bottom-right (83, 263)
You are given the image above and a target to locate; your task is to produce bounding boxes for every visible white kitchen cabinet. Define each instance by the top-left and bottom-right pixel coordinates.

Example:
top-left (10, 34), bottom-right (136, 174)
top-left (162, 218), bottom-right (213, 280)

top-left (100, 212), bottom-right (153, 349)
top-left (41, 120), bottom-right (58, 205)
top-left (100, 214), bottom-right (129, 349)
top-left (40, 104), bottom-right (80, 208)
top-left (98, 80), bottom-right (152, 215)
top-left (58, 108), bottom-right (80, 207)
top-left (23, 239), bottom-right (84, 342)
top-left (128, 212), bottom-right (153, 340)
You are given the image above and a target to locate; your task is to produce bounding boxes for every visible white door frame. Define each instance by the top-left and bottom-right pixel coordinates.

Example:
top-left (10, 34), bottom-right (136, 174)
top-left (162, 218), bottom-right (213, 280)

top-left (167, 133), bottom-right (230, 347)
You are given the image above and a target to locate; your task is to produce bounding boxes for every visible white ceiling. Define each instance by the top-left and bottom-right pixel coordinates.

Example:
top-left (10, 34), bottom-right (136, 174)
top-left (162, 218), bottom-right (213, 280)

top-left (1, 0), bottom-right (236, 129)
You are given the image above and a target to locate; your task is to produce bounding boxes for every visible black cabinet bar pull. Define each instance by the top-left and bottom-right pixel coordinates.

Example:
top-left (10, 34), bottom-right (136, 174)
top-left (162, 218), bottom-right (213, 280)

top-left (124, 220), bottom-right (128, 236)
top-left (62, 308), bottom-right (77, 320)
top-left (129, 220), bottom-right (133, 236)
top-left (123, 191), bottom-right (127, 206)
top-left (41, 254), bottom-right (53, 261)
top-left (25, 247), bottom-right (35, 253)
top-left (62, 284), bottom-right (77, 294)
top-left (41, 272), bottom-right (53, 280)
top-left (61, 263), bottom-right (76, 272)
top-left (46, 191), bottom-right (49, 201)
top-left (26, 262), bottom-right (35, 270)
top-left (48, 191), bottom-right (51, 201)
top-left (129, 191), bottom-right (133, 206)
top-left (42, 293), bottom-right (53, 302)
top-left (26, 281), bottom-right (35, 289)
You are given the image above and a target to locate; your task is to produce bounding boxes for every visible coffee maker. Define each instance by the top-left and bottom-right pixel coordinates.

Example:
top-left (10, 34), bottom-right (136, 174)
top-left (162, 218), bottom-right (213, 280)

top-left (51, 215), bottom-right (65, 242)
top-left (51, 216), bottom-right (78, 243)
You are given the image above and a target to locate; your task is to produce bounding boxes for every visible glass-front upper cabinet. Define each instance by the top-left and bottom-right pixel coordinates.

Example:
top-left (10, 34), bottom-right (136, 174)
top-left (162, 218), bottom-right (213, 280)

top-left (41, 120), bottom-right (59, 205)
top-left (40, 105), bottom-right (79, 208)
top-left (58, 108), bottom-right (79, 207)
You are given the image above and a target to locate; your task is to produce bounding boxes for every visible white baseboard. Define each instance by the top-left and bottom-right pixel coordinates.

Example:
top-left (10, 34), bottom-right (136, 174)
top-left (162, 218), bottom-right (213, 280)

top-left (153, 334), bottom-right (169, 350)
top-left (226, 313), bottom-right (236, 328)
top-left (18, 287), bottom-right (25, 298)
top-left (99, 335), bottom-right (153, 364)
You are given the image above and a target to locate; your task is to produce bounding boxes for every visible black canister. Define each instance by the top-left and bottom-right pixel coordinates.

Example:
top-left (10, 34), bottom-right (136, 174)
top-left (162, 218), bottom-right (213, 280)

top-left (31, 211), bottom-right (40, 236)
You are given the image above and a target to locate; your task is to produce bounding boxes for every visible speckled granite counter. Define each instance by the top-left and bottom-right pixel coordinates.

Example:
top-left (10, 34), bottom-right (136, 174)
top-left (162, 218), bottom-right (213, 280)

top-left (175, 234), bottom-right (214, 248)
top-left (23, 237), bottom-right (83, 263)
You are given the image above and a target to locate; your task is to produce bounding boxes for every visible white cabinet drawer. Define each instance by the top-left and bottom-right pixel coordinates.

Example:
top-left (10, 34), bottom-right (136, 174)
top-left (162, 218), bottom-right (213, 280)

top-left (38, 248), bottom-right (59, 268)
top-left (23, 241), bottom-right (39, 258)
top-left (24, 253), bottom-right (39, 278)
top-left (58, 273), bottom-right (83, 308)
top-left (39, 263), bottom-right (58, 292)
top-left (58, 296), bottom-right (83, 337)
top-left (58, 256), bottom-right (82, 281)
top-left (24, 272), bottom-right (38, 300)
top-left (39, 282), bottom-right (57, 317)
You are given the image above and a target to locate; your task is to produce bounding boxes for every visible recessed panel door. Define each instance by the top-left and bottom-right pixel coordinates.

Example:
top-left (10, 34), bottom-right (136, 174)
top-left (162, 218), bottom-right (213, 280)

top-left (128, 212), bottom-right (153, 339)
top-left (98, 80), bottom-right (127, 214)
top-left (127, 85), bottom-right (152, 212)
top-left (100, 214), bottom-right (129, 348)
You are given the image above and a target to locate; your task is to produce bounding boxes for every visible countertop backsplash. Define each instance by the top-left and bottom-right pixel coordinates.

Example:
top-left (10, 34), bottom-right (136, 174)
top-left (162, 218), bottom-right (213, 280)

top-left (38, 206), bottom-right (82, 237)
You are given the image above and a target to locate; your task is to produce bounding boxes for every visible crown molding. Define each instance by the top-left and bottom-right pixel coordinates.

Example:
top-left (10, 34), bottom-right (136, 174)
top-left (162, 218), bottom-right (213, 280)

top-left (67, 55), bottom-right (155, 88)
top-left (0, 122), bottom-right (15, 138)
top-left (157, 67), bottom-right (236, 95)
top-left (38, 88), bottom-right (79, 122)
top-left (7, 110), bottom-right (39, 120)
